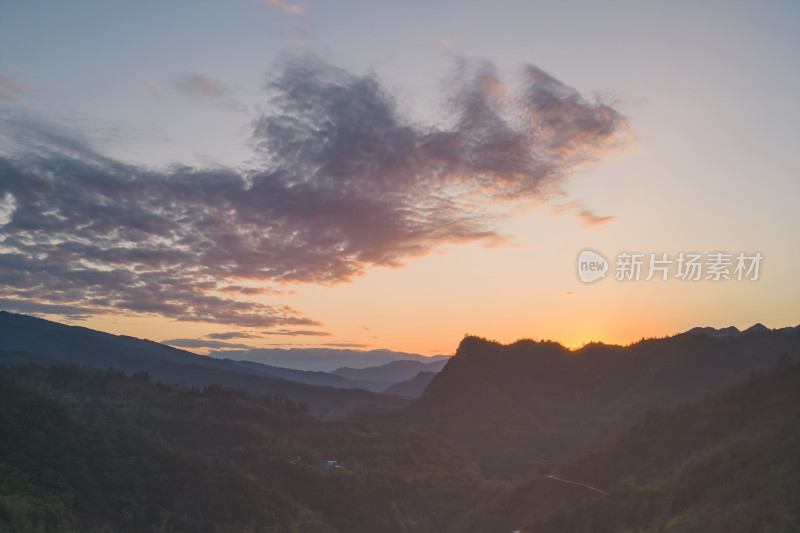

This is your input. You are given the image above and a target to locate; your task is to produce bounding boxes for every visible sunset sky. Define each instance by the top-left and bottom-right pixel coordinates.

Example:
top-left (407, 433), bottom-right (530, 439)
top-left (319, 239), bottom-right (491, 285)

top-left (1, 0), bottom-right (798, 356)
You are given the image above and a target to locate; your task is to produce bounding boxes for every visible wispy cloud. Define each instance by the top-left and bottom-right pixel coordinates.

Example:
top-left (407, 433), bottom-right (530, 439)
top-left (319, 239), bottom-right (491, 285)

top-left (206, 331), bottom-right (260, 340)
top-left (0, 76), bottom-right (27, 101)
top-left (163, 338), bottom-right (254, 349)
top-left (263, 0), bottom-right (307, 14)
top-left (575, 209), bottom-right (616, 229)
top-left (321, 342), bottom-right (370, 348)
top-left (262, 329), bottom-right (333, 337)
top-left (140, 81), bottom-right (167, 100)
top-left (0, 55), bottom-right (629, 327)
top-left (549, 200), bottom-right (617, 230)
top-left (174, 74), bottom-right (246, 112)
top-left (175, 74), bottom-right (229, 98)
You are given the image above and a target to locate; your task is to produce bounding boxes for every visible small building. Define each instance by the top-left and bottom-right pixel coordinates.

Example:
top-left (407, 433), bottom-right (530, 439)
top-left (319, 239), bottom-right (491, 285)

top-left (321, 460), bottom-right (339, 468)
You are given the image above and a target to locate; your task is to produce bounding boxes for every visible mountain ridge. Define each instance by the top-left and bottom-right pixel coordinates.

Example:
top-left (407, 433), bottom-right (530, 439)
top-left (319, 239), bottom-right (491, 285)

top-left (0, 311), bottom-right (407, 419)
top-left (403, 327), bottom-right (800, 478)
top-left (208, 346), bottom-right (449, 372)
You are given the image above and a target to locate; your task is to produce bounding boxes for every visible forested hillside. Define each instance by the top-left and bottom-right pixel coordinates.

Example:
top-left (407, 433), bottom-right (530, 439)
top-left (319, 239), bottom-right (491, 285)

top-left (0, 363), bottom-right (480, 533)
top-left (452, 355), bottom-right (800, 532)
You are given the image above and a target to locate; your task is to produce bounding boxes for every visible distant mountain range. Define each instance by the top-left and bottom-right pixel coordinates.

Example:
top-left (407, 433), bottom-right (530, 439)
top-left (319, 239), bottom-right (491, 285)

top-left (2, 311), bottom-right (799, 531)
top-left (330, 358), bottom-right (448, 382)
top-left (207, 346), bottom-right (449, 372)
top-left (0, 311), bottom-right (435, 418)
top-left (384, 371), bottom-right (438, 397)
top-left (682, 322), bottom-right (787, 337)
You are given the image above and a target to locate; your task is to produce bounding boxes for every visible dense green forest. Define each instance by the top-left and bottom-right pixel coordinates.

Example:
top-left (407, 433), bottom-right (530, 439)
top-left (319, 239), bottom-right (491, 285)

top-left (406, 332), bottom-right (800, 478)
top-left (0, 363), bottom-right (480, 533)
top-left (2, 328), bottom-right (799, 532)
top-left (450, 355), bottom-right (800, 532)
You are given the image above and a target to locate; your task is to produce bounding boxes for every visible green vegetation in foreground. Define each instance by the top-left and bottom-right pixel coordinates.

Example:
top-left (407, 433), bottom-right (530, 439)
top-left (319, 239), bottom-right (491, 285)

top-left (0, 363), bottom-right (480, 533)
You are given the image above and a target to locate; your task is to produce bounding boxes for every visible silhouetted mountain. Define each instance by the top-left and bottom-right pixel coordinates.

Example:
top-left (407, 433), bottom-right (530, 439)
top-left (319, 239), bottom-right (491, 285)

top-left (3, 316), bottom-right (798, 532)
top-left (454, 356), bottom-right (800, 533)
top-left (0, 311), bottom-right (405, 419)
top-left (331, 358), bottom-right (449, 383)
top-left (220, 358), bottom-right (390, 392)
top-left (384, 371), bottom-right (437, 397)
top-left (404, 327), bottom-right (800, 478)
top-left (682, 322), bottom-right (779, 338)
top-left (743, 322), bottom-right (770, 334)
top-left (684, 325), bottom-right (742, 337)
top-left (208, 346), bottom-right (448, 372)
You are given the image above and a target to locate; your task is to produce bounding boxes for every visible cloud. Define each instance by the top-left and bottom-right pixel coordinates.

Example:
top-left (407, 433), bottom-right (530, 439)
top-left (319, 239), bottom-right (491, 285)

top-left (261, 329), bottom-right (333, 337)
top-left (549, 200), bottom-right (617, 230)
top-left (162, 338), bottom-right (253, 349)
top-left (0, 76), bottom-right (27, 101)
top-left (0, 193), bottom-right (16, 225)
top-left (174, 74), bottom-right (246, 112)
top-left (576, 209), bottom-right (616, 229)
top-left (219, 285), bottom-right (282, 296)
top-left (0, 297), bottom-right (93, 319)
top-left (321, 342), bottom-right (370, 348)
top-left (0, 55), bottom-right (629, 327)
top-left (140, 81), bottom-right (166, 100)
top-left (175, 75), bottom-right (229, 98)
top-left (263, 0), bottom-right (307, 14)
top-left (206, 331), bottom-right (260, 340)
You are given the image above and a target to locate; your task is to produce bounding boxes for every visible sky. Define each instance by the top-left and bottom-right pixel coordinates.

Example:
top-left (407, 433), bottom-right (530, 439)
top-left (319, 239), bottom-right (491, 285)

top-left (1, 0), bottom-right (798, 356)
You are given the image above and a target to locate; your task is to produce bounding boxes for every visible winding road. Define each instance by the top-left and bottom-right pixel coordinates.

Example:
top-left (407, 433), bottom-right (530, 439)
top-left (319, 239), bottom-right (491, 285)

top-left (545, 474), bottom-right (610, 495)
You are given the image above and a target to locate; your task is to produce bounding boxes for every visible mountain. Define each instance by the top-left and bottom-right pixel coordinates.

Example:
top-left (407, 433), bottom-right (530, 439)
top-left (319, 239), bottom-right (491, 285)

top-left (0, 363), bottom-right (480, 533)
top-left (3, 317), bottom-right (799, 532)
top-left (208, 347), bottom-right (449, 372)
top-left (684, 325), bottom-right (742, 337)
top-left (0, 311), bottom-right (406, 419)
top-left (402, 327), bottom-right (800, 478)
top-left (219, 358), bottom-right (390, 392)
top-left (384, 371), bottom-right (438, 397)
top-left (453, 355), bottom-right (800, 533)
top-left (682, 322), bottom-right (774, 338)
top-left (331, 358), bottom-right (449, 383)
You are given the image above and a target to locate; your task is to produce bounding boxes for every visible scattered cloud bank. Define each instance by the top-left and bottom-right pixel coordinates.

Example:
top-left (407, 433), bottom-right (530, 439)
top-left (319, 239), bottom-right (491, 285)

top-left (0, 55), bottom-right (629, 327)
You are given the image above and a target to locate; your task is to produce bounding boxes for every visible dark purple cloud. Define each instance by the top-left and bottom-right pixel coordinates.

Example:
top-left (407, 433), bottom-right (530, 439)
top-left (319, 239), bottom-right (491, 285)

top-left (261, 329), bottom-right (333, 337)
top-left (206, 331), bottom-right (260, 340)
top-left (0, 55), bottom-right (629, 327)
top-left (162, 338), bottom-right (253, 349)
